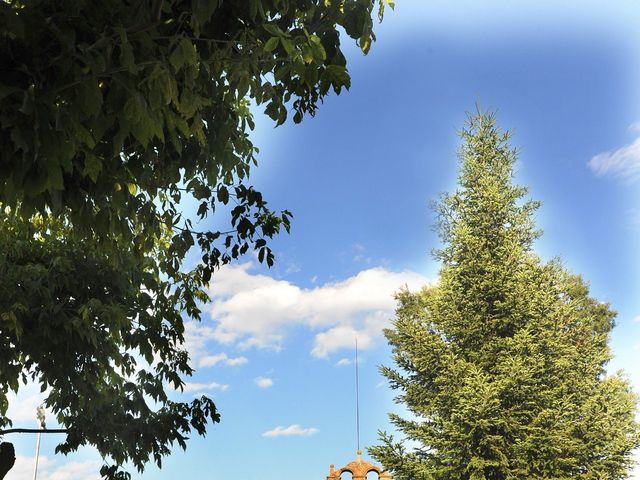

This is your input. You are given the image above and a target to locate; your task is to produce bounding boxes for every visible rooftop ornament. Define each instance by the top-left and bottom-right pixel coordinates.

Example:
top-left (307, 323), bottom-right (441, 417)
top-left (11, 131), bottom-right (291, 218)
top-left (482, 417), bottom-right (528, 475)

top-left (326, 449), bottom-right (392, 480)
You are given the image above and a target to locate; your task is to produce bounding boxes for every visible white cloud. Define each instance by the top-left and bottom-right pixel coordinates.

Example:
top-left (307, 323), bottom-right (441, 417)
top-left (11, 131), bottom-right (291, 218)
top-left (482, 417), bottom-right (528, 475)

top-left (284, 261), bottom-right (301, 274)
top-left (588, 137), bottom-right (640, 183)
top-left (183, 322), bottom-right (219, 365)
top-left (10, 456), bottom-right (101, 480)
top-left (335, 358), bottom-right (353, 367)
top-left (198, 353), bottom-right (248, 367)
top-left (254, 377), bottom-right (273, 388)
top-left (4, 380), bottom-right (57, 430)
top-left (198, 353), bottom-right (228, 367)
top-left (225, 356), bottom-right (248, 366)
top-left (630, 449), bottom-right (640, 479)
top-left (634, 315), bottom-right (640, 323)
top-left (262, 424), bottom-right (318, 438)
top-left (182, 381), bottom-right (228, 392)
top-left (628, 122), bottom-right (640, 133)
top-left (6, 392), bottom-right (47, 425)
top-left (203, 263), bottom-right (430, 357)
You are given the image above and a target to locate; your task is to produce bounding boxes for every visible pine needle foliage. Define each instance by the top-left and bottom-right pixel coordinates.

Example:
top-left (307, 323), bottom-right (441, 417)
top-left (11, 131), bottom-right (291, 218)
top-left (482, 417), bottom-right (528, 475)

top-left (369, 111), bottom-right (640, 480)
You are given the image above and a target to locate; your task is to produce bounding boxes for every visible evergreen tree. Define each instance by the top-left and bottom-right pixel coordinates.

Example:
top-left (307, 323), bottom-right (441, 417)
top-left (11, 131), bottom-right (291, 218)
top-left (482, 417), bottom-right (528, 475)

top-left (369, 111), bottom-right (640, 480)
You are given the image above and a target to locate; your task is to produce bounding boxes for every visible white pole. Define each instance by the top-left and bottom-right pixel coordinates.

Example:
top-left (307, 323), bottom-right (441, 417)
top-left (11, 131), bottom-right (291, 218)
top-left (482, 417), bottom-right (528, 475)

top-left (33, 405), bottom-right (45, 480)
top-left (355, 337), bottom-right (360, 457)
top-left (32, 430), bottom-right (41, 480)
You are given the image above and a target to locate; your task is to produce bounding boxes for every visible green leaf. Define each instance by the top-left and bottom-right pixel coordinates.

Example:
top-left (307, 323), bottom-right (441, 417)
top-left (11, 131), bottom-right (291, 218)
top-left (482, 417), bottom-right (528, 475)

top-left (83, 154), bottom-right (102, 183)
top-left (217, 185), bottom-right (229, 204)
top-left (158, 69), bottom-right (177, 105)
top-left (274, 64), bottom-right (290, 81)
top-left (264, 36), bottom-right (280, 53)
top-left (19, 88), bottom-right (34, 115)
top-left (310, 36), bottom-right (327, 62)
top-left (248, 0), bottom-right (258, 19)
top-left (325, 65), bottom-right (351, 92)
top-left (264, 101), bottom-right (279, 121)
top-left (263, 24), bottom-right (282, 37)
top-left (46, 161), bottom-right (64, 191)
top-left (130, 116), bottom-right (153, 148)
top-left (0, 83), bottom-right (20, 101)
top-left (117, 27), bottom-right (136, 72)
top-left (77, 81), bottom-right (103, 117)
top-left (192, 0), bottom-right (219, 25)
top-left (74, 123), bottom-right (96, 148)
top-left (0, 3), bottom-right (24, 38)
top-left (302, 46), bottom-right (314, 64)
top-left (123, 97), bottom-right (142, 124)
top-left (359, 35), bottom-right (371, 55)
top-left (202, 266), bottom-right (212, 283)
top-left (280, 37), bottom-right (295, 56)
top-left (170, 37), bottom-right (197, 72)
top-left (10, 127), bottom-right (29, 152)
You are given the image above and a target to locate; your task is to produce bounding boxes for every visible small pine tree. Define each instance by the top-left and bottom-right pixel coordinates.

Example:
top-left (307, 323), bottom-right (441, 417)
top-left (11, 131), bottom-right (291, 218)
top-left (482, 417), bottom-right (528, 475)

top-left (369, 111), bottom-right (640, 480)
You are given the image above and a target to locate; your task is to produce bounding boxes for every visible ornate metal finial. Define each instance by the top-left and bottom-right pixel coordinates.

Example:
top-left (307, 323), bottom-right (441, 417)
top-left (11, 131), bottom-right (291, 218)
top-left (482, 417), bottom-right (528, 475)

top-left (36, 405), bottom-right (46, 429)
top-left (357, 449), bottom-right (362, 462)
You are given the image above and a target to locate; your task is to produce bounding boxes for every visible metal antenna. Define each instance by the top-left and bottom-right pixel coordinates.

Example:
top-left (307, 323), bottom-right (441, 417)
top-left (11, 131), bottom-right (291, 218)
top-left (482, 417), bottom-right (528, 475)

top-left (355, 337), bottom-right (360, 456)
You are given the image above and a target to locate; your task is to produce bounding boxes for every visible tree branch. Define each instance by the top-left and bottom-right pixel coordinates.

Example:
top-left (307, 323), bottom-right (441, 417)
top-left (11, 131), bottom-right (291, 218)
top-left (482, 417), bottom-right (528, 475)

top-left (0, 428), bottom-right (68, 434)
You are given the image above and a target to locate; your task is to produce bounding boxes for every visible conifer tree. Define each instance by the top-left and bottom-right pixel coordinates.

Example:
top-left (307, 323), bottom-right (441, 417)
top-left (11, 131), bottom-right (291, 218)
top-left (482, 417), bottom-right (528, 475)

top-left (369, 111), bottom-right (640, 480)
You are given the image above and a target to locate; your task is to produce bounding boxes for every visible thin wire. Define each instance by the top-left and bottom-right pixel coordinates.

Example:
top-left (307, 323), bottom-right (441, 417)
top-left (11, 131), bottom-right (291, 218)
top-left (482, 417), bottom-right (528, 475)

top-left (355, 337), bottom-right (360, 453)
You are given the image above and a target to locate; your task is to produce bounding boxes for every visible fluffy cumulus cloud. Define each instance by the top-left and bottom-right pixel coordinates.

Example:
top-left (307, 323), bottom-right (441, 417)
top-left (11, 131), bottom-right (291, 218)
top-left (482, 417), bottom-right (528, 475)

top-left (224, 356), bottom-right (249, 366)
top-left (10, 455), bottom-right (101, 480)
top-left (182, 381), bottom-right (228, 393)
top-left (182, 323), bottom-right (249, 369)
top-left (198, 353), bottom-right (248, 367)
top-left (196, 263), bottom-right (429, 358)
top-left (588, 136), bottom-right (640, 183)
top-left (262, 424), bottom-right (318, 438)
top-left (254, 376), bottom-right (273, 388)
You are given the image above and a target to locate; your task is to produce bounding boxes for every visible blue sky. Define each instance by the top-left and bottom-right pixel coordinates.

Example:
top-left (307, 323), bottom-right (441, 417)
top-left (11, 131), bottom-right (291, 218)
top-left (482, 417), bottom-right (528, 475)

top-left (7, 1), bottom-right (640, 479)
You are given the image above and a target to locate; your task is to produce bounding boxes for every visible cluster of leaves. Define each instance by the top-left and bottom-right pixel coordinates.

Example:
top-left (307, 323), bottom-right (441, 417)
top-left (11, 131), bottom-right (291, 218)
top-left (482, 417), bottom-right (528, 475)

top-left (0, 0), bottom-right (392, 270)
top-left (0, 212), bottom-right (217, 479)
top-left (0, 0), bottom-right (394, 478)
top-left (370, 112), bottom-right (640, 480)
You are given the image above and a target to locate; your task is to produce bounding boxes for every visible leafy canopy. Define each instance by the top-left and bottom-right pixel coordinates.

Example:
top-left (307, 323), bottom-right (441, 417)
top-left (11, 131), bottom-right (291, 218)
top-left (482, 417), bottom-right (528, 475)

top-left (370, 111), bottom-right (640, 480)
top-left (1, 0), bottom-right (393, 273)
top-left (1, 213), bottom-right (214, 478)
top-left (0, 0), bottom-right (394, 478)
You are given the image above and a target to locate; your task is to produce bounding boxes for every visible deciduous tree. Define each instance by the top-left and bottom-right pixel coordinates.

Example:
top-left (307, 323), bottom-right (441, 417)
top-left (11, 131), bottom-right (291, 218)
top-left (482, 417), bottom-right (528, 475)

top-left (0, 1), bottom-right (394, 478)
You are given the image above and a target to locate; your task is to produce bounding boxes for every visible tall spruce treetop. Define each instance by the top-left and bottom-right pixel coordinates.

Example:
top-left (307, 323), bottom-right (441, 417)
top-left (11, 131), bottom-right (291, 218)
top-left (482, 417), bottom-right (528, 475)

top-left (369, 111), bottom-right (640, 480)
